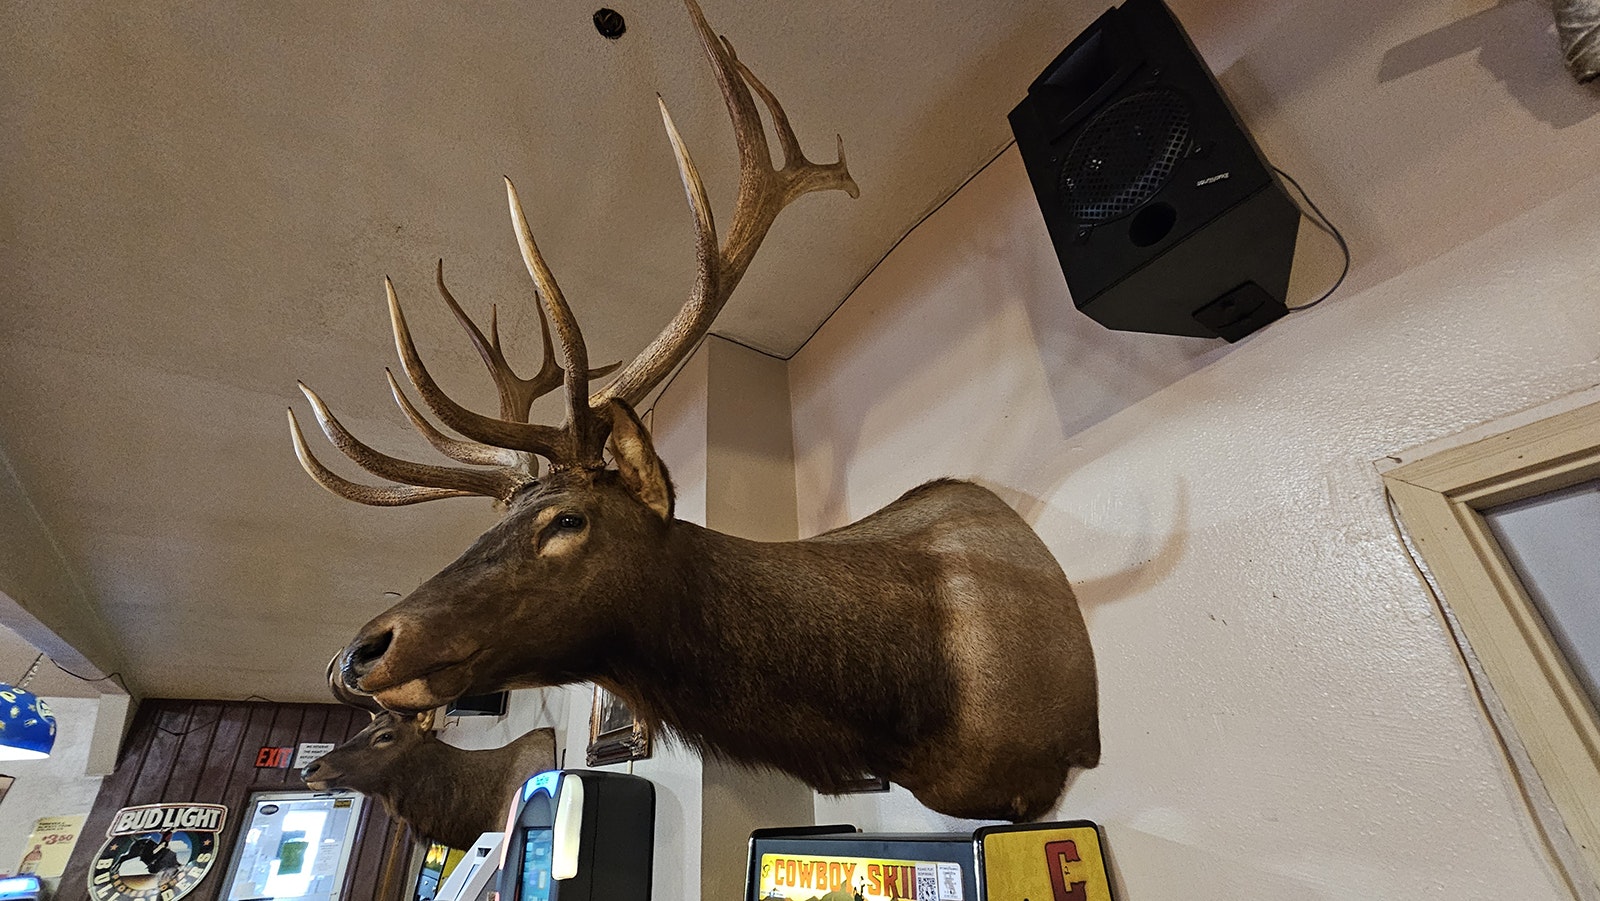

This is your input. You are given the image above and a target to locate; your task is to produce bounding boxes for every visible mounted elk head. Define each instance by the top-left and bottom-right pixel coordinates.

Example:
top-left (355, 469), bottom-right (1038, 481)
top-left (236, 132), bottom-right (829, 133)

top-left (304, 659), bottom-right (557, 850)
top-left (291, 0), bottom-right (1097, 821)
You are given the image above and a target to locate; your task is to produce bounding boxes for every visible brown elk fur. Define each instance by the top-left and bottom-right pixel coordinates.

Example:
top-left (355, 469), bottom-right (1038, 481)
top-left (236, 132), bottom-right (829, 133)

top-left (302, 714), bottom-right (556, 849)
top-left (344, 405), bottom-right (1098, 822)
top-left (304, 0), bottom-right (1097, 823)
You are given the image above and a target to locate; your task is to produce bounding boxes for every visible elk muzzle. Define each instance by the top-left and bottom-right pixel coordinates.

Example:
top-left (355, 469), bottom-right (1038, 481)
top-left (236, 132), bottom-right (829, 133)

top-left (301, 758), bottom-right (334, 789)
top-left (345, 629), bottom-right (392, 683)
top-left (341, 616), bottom-right (481, 713)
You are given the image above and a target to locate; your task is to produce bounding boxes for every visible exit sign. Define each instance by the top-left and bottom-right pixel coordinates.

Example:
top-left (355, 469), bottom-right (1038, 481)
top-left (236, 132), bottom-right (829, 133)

top-left (255, 746), bottom-right (294, 768)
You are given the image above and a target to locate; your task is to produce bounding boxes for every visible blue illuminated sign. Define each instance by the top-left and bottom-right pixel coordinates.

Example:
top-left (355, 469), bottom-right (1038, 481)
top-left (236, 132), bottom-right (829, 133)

top-left (0, 874), bottom-right (42, 899)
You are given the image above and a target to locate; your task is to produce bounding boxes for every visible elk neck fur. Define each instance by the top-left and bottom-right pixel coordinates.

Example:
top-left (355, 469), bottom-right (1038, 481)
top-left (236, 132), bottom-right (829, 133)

top-left (345, 413), bottom-right (1098, 821)
top-left (597, 478), bottom-right (1099, 820)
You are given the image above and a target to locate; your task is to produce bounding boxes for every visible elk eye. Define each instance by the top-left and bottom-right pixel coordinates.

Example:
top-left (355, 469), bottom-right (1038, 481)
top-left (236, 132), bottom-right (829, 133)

top-left (554, 513), bottom-right (585, 531)
top-left (373, 732), bottom-right (395, 745)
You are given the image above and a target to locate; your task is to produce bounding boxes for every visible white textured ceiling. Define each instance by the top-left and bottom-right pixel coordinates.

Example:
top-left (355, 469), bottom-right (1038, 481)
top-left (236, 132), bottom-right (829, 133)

top-left (0, 0), bottom-right (1119, 700)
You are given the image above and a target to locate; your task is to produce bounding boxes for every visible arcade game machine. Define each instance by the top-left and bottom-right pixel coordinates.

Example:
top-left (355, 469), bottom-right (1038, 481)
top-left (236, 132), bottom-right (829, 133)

top-left (494, 769), bottom-right (655, 901)
top-left (746, 821), bottom-right (1114, 901)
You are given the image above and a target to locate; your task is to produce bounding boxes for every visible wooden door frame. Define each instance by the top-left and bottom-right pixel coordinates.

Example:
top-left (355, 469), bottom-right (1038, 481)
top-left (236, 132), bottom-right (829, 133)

top-left (1383, 398), bottom-right (1600, 886)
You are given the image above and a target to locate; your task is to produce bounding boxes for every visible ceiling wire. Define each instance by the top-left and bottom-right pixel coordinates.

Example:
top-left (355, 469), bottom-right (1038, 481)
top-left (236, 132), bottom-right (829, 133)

top-left (1274, 165), bottom-right (1350, 312)
top-left (776, 137), bottom-right (1023, 362)
top-left (15, 653), bottom-right (44, 689)
top-left (726, 141), bottom-right (1349, 361)
top-left (41, 656), bottom-right (134, 696)
top-left (579, 140), bottom-right (1028, 411)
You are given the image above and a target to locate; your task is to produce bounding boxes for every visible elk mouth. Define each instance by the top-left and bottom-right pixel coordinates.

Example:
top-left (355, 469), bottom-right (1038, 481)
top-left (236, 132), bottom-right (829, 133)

top-left (358, 650), bottom-right (483, 714)
top-left (301, 760), bottom-right (344, 792)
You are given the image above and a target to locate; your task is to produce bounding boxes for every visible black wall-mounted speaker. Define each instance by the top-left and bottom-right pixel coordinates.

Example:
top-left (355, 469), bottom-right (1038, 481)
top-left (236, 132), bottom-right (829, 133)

top-left (1009, 0), bottom-right (1302, 341)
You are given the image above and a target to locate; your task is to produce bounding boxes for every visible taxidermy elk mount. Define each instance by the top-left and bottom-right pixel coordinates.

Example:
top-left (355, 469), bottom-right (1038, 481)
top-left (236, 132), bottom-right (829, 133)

top-left (303, 660), bottom-right (557, 850)
top-left (289, 0), bottom-right (1098, 820)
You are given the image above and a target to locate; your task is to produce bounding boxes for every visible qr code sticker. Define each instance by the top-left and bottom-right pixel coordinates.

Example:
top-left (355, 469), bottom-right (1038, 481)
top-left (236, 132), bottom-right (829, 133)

top-left (916, 864), bottom-right (939, 901)
top-left (937, 862), bottom-right (964, 900)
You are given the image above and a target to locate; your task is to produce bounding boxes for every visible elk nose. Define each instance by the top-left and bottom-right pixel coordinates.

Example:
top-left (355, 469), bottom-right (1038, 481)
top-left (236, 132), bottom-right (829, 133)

top-left (346, 629), bottom-right (394, 682)
top-left (301, 761), bottom-right (322, 781)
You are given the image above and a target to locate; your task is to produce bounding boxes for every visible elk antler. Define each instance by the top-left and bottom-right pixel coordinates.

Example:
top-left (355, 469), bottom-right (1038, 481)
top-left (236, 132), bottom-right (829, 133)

top-left (502, 0), bottom-right (857, 466)
top-left (434, 259), bottom-right (620, 427)
top-left (290, 0), bottom-right (856, 494)
top-left (289, 263), bottom-right (621, 503)
top-left (591, 0), bottom-right (859, 411)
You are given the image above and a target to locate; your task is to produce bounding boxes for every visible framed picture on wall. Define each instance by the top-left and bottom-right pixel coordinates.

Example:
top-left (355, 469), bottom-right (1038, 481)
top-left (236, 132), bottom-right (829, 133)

top-left (0, 774), bottom-right (12, 806)
top-left (586, 685), bottom-right (651, 767)
top-left (833, 774), bottom-right (891, 794)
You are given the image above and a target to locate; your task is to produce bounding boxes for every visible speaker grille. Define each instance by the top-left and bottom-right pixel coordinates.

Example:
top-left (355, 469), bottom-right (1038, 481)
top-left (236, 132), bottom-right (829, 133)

top-left (1057, 89), bottom-right (1192, 224)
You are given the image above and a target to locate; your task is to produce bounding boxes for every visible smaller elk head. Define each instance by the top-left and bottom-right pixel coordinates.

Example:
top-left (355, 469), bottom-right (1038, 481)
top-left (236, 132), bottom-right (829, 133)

top-left (306, 658), bottom-right (556, 849)
top-left (301, 708), bottom-right (438, 795)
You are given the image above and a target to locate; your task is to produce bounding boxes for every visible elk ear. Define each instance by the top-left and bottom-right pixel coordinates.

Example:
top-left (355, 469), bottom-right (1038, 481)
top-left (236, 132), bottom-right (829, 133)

top-left (606, 399), bottom-right (673, 521)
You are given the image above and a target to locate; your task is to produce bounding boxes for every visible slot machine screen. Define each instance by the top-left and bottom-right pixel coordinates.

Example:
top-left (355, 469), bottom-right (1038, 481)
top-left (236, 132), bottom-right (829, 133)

top-left (517, 826), bottom-right (554, 901)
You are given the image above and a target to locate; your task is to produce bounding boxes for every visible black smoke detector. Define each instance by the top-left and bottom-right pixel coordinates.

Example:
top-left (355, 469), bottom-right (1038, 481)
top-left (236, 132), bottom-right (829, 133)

top-left (593, 8), bottom-right (626, 39)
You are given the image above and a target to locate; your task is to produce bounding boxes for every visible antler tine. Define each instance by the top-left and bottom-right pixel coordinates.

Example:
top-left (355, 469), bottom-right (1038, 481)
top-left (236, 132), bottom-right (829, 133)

top-left (593, 0), bottom-right (858, 409)
top-left (727, 44), bottom-right (860, 205)
top-left (435, 259), bottom-right (547, 423)
top-left (504, 177), bottom-right (606, 467)
top-left (297, 382), bottom-right (529, 501)
top-left (436, 260), bottom-right (621, 426)
top-left (383, 370), bottom-right (525, 469)
top-left (288, 409), bottom-right (479, 507)
top-left (387, 278), bottom-right (570, 459)
top-left (432, 261), bottom-right (543, 422)
top-left (705, 17), bottom-right (859, 280)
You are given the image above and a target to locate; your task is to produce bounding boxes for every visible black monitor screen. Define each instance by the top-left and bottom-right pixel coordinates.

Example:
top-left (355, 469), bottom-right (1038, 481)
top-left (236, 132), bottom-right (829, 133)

top-left (517, 827), bottom-right (554, 901)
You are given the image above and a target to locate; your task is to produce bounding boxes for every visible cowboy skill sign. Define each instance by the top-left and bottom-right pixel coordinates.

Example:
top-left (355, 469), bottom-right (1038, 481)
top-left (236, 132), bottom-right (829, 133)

top-left (88, 803), bottom-right (226, 901)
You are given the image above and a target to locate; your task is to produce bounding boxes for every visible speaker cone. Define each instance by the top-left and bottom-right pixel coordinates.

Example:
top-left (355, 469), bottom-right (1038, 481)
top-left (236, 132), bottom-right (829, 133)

top-left (1056, 89), bottom-right (1192, 224)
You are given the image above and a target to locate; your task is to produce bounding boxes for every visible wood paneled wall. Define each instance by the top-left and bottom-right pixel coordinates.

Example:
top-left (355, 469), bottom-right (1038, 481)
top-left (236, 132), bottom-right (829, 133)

top-left (58, 699), bottom-right (415, 901)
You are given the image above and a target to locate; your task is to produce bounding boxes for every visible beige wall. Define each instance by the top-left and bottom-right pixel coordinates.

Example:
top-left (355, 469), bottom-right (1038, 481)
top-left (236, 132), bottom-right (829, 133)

top-left (787, 0), bottom-right (1600, 896)
top-left (0, 697), bottom-right (104, 886)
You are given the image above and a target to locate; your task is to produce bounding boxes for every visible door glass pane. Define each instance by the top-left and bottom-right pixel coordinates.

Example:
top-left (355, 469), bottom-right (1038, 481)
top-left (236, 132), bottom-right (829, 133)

top-left (1483, 479), bottom-right (1600, 708)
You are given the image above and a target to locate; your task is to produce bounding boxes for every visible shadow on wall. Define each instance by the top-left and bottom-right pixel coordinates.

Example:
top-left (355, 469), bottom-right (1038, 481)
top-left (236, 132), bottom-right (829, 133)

top-left (1107, 823), bottom-right (1341, 899)
top-left (649, 777), bottom-right (689, 901)
top-left (793, 148), bottom-right (1239, 533)
top-left (987, 150), bottom-right (1238, 441)
top-left (990, 476), bottom-right (1191, 614)
top-left (1380, 0), bottom-right (1600, 129)
top-left (1215, 0), bottom-right (1600, 305)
